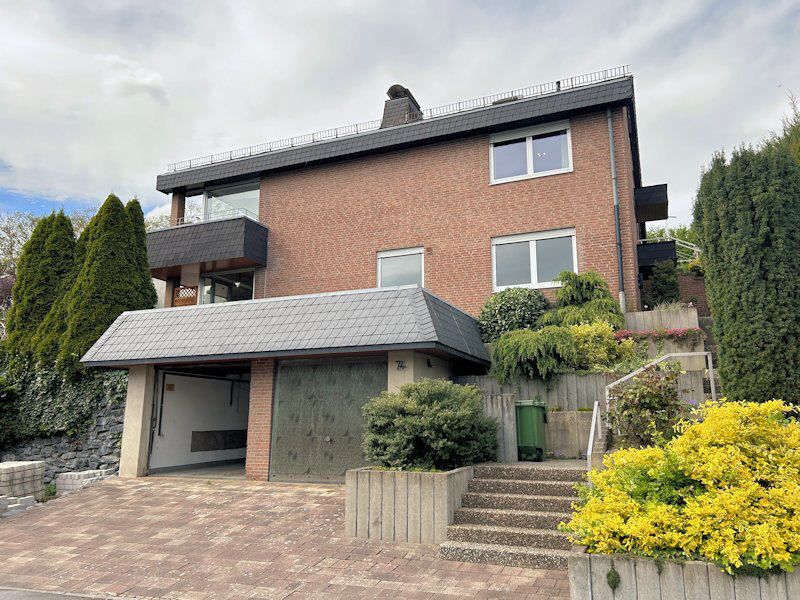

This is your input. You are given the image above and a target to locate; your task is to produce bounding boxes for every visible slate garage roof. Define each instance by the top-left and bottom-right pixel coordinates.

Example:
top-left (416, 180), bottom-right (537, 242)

top-left (156, 77), bottom-right (639, 194)
top-left (81, 286), bottom-right (490, 368)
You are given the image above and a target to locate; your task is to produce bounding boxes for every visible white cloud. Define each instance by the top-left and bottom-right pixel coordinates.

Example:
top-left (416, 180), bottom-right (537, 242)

top-left (0, 0), bottom-right (798, 224)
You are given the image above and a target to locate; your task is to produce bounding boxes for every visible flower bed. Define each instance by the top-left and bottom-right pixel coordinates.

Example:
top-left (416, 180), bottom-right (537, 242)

top-left (614, 327), bottom-right (705, 345)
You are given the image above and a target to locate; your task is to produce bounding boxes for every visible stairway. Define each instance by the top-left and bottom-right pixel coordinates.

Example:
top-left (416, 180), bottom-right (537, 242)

top-left (439, 462), bottom-right (585, 570)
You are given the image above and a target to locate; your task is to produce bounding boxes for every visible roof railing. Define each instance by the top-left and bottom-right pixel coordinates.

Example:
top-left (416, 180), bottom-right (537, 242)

top-left (166, 65), bottom-right (631, 173)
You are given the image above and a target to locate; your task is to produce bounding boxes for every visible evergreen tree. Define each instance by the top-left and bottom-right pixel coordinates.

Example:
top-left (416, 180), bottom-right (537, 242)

top-left (32, 215), bottom-right (97, 363)
top-left (125, 199), bottom-right (157, 310)
top-left (694, 142), bottom-right (800, 402)
top-left (56, 195), bottom-right (141, 373)
top-left (648, 260), bottom-right (680, 305)
top-left (5, 212), bottom-right (75, 361)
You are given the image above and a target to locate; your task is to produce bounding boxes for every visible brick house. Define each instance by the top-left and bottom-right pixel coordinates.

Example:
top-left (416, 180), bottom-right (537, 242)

top-left (83, 67), bottom-right (670, 482)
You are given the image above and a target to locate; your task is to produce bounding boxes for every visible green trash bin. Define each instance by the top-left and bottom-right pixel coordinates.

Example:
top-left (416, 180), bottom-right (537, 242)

top-left (516, 404), bottom-right (547, 462)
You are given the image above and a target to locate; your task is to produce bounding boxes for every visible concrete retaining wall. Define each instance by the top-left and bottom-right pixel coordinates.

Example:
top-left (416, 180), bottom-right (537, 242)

top-left (344, 466), bottom-right (474, 544)
top-left (483, 394), bottom-right (517, 463)
top-left (569, 553), bottom-right (800, 600)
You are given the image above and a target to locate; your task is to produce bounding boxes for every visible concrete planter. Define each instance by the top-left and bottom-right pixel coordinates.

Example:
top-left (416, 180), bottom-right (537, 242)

top-left (344, 466), bottom-right (474, 544)
top-left (569, 552), bottom-right (800, 600)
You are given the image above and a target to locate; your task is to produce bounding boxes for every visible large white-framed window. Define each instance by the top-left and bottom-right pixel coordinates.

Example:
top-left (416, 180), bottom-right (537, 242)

top-left (204, 180), bottom-right (260, 221)
top-left (489, 121), bottom-right (573, 184)
top-left (491, 228), bottom-right (577, 291)
top-left (377, 247), bottom-right (424, 288)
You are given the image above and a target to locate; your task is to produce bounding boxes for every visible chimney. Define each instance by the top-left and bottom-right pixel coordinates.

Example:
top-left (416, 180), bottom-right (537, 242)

top-left (380, 84), bottom-right (422, 128)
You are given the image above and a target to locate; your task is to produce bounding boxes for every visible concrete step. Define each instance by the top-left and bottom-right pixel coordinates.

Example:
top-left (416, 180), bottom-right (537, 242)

top-left (439, 540), bottom-right (572, 570)
top-left (474, 464), bottom-right (586, 482)
top-left (462, 491), bottom-right (576, 513)
top-left (447, 524), bottom-right (572, 550)
top-left (453, 507), bottom-right (571, 530)
top-left (468, 478), bottom-right (580, 497)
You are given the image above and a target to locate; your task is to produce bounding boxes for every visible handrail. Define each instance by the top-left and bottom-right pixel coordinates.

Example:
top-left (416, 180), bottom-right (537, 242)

top-left (638, 236), bottom-right (701, 262)
top-left (586, 352), bottom-right (717, 472)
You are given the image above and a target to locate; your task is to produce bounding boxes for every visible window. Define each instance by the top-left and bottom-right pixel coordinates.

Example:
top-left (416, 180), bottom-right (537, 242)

top-left (377, 247), bottom-right (424, 287)
top-left (490, 121), bottom-right (572, 184)
top-left (492, 228), bottom-right (577, 290)
top-left (204, 180), bottom-right (259, 221)
top-left (199, 269), bottom-right (255, 304)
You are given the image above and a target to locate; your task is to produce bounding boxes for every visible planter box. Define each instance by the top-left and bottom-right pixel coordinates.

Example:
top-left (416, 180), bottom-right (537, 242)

top-left (344, 466), bottom-right (474, 544)
top-left (569, 552), bottom-right (800, 600)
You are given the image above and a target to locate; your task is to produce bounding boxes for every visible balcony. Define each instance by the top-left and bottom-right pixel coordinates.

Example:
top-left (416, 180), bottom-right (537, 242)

top-left (637, 239), bottom-right (677, 273)
top-left (634, 184), bottom-right (669, 222)
top-left (147, 215), bottom-right (268, 280)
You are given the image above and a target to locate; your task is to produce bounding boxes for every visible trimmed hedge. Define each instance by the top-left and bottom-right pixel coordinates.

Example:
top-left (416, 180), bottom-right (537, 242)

top-left (478, 287), bottom-right (549, 342)
top-left (694, 134), bottom-right (800, 402)
top-left (362, 378), bottom-right (497, 471)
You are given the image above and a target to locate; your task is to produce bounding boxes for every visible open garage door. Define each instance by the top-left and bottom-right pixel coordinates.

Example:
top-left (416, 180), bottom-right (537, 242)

top-left (149, 371), bottom-right (250, 475)
top-left (270, 357), bottom-right (387, 482)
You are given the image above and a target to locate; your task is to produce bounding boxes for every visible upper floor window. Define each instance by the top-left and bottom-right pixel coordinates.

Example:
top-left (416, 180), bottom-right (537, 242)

top-left (490, 121), bottom-right (572, 184)
top-left (199, 269), bottom-right (255, 304)
top-left (492, 228), bottom-right (577, 291)
top-left (377, 247), bottom-right (424, 287)
top-left (204, 180), bottom-right (259, 221)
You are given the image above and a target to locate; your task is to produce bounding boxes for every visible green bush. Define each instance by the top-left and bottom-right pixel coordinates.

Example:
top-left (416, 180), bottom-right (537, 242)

top-left (646, 260), bottom-right (680, 306)
top-left (0, 376), bottom-right (17, 448)
top-left (606, 362), bottom-right (688, 447)
top-left (491, 326), bottom-right (578, 382)
top-left (362, 378), bottom-right (497, 470)
top-left (569, 321), bottom-right (636, 371)
top-left (125, 199), bottom-right (158, 311)
top-left (478, 287), bottom-right (549, 342)
top-left (540, 271), bottom-right (624, 329)
top-left (694, 113), bottom-right (800, 402)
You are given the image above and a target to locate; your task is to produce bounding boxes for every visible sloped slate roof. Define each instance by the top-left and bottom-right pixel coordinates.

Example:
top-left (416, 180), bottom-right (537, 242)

top-left (81, 286), bottom-right (490, 368)
top-left (156, 78), bottom-right (635, 193)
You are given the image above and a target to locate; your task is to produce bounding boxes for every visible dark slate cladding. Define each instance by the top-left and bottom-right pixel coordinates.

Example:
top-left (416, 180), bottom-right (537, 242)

top-left (147, 216), bottom-right (268, 270)
top-left (81, 286), bottom-right (490, 368)
top-left (156, 78), bottom-right (635, 193)
top-left (634, 184), bottom-right (669, 222)
top-left (637, 240), bottom-right (677, 267)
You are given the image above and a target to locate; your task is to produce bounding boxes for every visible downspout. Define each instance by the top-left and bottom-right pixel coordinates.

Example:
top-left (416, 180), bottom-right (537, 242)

top-left (606, 108), bottom-right (627, 313)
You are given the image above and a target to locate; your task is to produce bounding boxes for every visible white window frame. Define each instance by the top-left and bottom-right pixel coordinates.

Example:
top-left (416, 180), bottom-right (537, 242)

top-left (377, 246), bottom-right (425, 288)
top-left (489, 120), bottom-right (573, 185)
top-left (491, 228), bottom-right (578, 291)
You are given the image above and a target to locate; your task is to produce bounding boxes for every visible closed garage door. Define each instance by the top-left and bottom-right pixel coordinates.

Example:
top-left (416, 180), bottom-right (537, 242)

top-left (270, 357), bottom-right (387, 482)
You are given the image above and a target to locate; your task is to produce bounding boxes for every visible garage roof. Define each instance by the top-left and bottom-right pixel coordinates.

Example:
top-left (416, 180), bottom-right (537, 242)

top-left (81, 286), bottom-right (490, 368)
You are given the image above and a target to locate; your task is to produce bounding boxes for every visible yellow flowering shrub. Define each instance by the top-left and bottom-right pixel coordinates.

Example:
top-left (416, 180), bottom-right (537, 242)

top-left (562, 400), bottom-right (800, 573)
top-left (568, 321), bottom-right (636, 371)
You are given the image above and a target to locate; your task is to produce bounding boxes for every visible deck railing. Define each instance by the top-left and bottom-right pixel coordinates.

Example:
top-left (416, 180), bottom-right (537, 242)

top-left (166, 66), bottom-right (631, 173)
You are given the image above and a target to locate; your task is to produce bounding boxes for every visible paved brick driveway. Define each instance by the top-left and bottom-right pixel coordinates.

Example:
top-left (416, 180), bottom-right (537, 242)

top-left (0, 478), bottom-right (569, 599)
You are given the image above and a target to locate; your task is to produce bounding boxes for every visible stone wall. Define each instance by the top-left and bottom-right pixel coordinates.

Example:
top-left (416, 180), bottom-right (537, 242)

top-left (1, 391), bottom-right (124, 483)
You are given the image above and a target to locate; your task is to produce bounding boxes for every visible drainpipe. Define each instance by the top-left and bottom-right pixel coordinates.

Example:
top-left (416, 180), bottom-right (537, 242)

top-left (606, 108), bottom-right (627, 313)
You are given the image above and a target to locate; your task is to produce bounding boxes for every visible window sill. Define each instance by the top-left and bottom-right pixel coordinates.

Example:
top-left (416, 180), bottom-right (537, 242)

top-left (490, 166), bottom-right (574, 186)
top-left (493, 281), bottom-right (565, 292)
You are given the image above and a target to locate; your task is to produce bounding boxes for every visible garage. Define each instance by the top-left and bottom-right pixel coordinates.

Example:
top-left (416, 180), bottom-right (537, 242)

top-left (148, 366), bottom-right (250, 478)
top-left (270, 357), bottom-right (387, 482)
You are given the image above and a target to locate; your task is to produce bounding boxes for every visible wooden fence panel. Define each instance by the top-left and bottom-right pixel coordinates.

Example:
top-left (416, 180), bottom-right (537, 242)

top-left (625, 307), bottom-right (699, 330)
top-left (482, 394), bottom-right (517, 463)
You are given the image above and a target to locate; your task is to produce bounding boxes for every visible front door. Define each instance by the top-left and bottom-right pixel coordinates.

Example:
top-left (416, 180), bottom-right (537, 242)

top-left (270, 357), bottom-right (387, 482)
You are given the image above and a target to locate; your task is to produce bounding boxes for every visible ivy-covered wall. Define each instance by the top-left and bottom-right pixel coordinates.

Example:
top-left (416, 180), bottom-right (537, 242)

top-left (1, 369), bottom-right (127, 482)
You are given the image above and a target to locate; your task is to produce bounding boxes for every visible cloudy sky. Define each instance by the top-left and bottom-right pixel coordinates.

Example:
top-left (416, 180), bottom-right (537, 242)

top-left (0, 0), bottom-right (798, 224)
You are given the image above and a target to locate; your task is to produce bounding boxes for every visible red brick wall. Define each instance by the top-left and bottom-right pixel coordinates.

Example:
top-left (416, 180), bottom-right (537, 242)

top-left (254, 108), bottom-right (640, 314)
top-left (245, 358), bottom-right (275, 480)
top-left (679, 274), bottom-right (710, 317)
